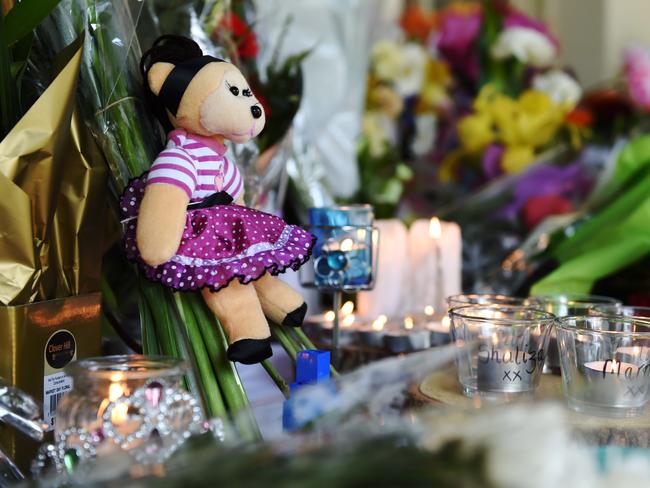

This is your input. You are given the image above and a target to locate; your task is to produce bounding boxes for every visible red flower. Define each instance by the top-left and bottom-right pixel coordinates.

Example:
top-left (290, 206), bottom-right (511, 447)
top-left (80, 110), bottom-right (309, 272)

top-left (219, 11), bottom-right (258, 59)
top-left (522, 194), bottom-right (573, 230)
top-left (565, 108), bottom-right (593, 127)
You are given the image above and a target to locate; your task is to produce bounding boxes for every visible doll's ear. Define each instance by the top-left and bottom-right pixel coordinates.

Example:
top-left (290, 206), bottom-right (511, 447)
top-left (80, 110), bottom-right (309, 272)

top-left (148, 62), bottom-right (175, 96)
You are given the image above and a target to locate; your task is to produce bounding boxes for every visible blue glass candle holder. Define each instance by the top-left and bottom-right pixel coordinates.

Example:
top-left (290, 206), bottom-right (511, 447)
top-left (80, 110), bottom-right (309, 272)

top-left (303, 205), bottom-right (378, 292)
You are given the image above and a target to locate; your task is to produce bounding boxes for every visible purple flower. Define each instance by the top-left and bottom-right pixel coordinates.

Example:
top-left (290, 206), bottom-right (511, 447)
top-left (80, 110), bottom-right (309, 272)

top-left (482, 144), bottom-right (505, 180)
top-left (500, 161), bottom-right (592, 220)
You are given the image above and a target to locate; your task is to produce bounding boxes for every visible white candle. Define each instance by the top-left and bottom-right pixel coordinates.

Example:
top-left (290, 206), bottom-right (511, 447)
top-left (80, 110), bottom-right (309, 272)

top-left (408, 218), bottom-right (462, 315)
top-left (356, 219), bottom-right (410, 318)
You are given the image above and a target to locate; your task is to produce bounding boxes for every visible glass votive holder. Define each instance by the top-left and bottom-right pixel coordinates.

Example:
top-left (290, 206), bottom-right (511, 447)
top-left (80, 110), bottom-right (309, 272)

top-left (301, 224), bottom-right (379, 291)
top-left (449, 305), bottom-right (555, 398)
top-left (532, 294), bottom-right (622, 373)
top-left (50, 355), bottom-right (203, 468)
top-left (557, 316), bottom-right (650, 418)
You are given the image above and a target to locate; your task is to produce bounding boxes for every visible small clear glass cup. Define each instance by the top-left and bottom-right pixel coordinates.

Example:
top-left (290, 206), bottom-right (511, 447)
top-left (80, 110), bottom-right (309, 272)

top-left (532, 294), bottom-right (622, 373)
top-left (449, 305), bottom-right (555, 398)
top-left (594, 305), bottom-right (650, 320)
top-left (557, 316), bottom-right (650, 418)
top-left (446, 294), bottom-right (537, 309)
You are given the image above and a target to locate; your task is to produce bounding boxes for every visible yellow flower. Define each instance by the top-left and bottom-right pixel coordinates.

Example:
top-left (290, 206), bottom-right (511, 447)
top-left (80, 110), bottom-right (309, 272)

top-left (458, 112), bottom-right (494, 153)
top-left (418, 60), bottom-right (452, 112)
top-left (367, 84), bottom-right (403, 118)
top-left (438, 149), bottom-right (465, 183)
top-left (362, 112), bottom-right (391, 157)
top-left (502, 145), bottom-right (535, 174)
top-left (491, 90), bottom-right (565, 148)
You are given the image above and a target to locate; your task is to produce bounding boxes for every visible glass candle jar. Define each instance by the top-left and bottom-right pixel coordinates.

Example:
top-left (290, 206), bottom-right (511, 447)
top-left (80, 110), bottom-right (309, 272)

top-left (532, 294), bottom-right (622, 373)
top-left (303, 205), bottom-right (378, 291)
top-left (449, 305), bottom-right (555, 398)
top-left (52, 355), bottom-right (203, 467)
top-left (557, 316), bottom-right (650, 418)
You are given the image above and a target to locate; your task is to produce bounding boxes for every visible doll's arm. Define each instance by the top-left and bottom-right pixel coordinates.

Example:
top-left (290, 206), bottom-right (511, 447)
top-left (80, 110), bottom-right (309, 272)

top-left (136, 184), bottom-right (189, 266)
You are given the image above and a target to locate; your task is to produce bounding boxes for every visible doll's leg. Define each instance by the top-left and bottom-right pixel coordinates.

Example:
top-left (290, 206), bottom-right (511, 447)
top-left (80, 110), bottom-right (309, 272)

top-left (252, 274), bottom-right (307, 328)
top-left (202, 282), bottom-right (272, 364)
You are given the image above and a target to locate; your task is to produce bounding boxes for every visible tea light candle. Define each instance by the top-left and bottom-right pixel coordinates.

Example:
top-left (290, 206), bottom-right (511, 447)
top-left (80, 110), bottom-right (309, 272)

top-left (356, 315), bottom-right (389, 348)
top-left (425, 313), bottom-right (452, 346)
top-left (383, 316), bottom-right (431, 353)
top-left (477, 345), bottom-right (541, 393)
top-left (583, 360), bottom-right (650, 408)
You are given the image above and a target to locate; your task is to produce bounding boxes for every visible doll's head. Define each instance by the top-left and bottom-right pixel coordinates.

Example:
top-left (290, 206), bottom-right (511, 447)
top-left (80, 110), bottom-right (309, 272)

top-left (141, 35), bottom-right (265, 143)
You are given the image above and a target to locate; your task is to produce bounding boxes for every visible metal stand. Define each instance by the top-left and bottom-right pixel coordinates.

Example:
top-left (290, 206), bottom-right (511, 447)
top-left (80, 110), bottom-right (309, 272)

top-left (331, 291), bottom-right (343, 368)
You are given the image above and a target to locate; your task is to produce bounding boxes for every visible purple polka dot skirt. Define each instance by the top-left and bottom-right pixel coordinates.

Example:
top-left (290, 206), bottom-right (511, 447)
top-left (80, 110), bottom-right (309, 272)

top-left (120, 177), bottom-right (315, 292)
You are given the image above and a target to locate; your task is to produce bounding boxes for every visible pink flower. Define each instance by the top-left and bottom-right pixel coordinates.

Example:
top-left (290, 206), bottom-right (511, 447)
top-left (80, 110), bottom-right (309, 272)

top-left (625, 46), bottom-right (650, 110)
top-left (436, 5), bottom-right (482, 83)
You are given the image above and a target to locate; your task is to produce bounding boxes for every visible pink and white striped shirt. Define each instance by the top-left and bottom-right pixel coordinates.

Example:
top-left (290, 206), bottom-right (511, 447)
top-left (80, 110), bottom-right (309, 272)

top-left (146, 129), bottom-right (243, 202)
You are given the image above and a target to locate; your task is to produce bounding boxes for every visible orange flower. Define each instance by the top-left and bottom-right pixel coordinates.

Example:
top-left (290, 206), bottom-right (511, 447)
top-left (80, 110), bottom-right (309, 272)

top-left (400, 4), bottom-right (439, 42)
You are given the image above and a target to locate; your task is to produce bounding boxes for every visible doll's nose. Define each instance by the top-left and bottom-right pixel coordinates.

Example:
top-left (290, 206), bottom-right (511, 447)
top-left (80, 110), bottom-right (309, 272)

top-left (251, 106), bottom-right (262, 119)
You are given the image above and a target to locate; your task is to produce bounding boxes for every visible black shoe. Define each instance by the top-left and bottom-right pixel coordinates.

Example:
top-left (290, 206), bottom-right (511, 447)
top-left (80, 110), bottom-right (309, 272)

top-left (227, 338), bottom-right (273, 364)
top-left (282, 303), bottom-right (308, 328)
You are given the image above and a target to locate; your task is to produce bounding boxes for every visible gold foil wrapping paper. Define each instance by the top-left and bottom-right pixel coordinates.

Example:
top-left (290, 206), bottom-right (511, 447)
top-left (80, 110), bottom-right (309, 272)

top-left (0, 41), bottom-right (106, 471)
top-left (0, 41), bottom-right (107, 305)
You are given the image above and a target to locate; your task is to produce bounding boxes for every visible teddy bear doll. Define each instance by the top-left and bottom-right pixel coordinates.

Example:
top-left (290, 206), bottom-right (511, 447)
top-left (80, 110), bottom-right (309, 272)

top-left (120, 35), bottom-right (315, 364)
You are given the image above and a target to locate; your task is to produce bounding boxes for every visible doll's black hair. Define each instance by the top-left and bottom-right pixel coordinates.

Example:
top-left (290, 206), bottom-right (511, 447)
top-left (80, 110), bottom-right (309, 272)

top-left (140, 35), bottom-right (223, 132)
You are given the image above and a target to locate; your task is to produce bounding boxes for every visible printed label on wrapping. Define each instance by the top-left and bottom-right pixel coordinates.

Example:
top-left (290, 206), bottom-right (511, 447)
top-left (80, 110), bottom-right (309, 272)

top-left (43, 372), bottom-right (73, 431)
top-left (43, 329), bottom-right (77, 431)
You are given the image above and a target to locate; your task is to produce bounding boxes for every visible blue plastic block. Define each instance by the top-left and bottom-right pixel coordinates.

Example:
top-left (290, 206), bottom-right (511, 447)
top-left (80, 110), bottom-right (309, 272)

top-left (296, 350), bottom-right (330, 384)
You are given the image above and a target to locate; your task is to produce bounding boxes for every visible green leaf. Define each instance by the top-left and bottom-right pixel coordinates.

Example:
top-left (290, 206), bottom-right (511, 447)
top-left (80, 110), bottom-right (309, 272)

top-left (3, 0), bottom-right (61, 46)
top-left (0, 11), bottom-right (18, 138)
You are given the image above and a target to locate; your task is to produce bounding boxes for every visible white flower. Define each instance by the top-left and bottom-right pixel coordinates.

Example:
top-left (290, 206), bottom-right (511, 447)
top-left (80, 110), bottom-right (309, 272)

top-left (532, 70), bottom-right (582, 108)
top-left (394, 43), bottom-right (428, 97)
top-left (411, 114), bottom-right (437, 157)
top-left (372, 40), bottom-right (404, 83)
top-left (491, 27), bottom-right (557, 67)
top-left (371, 41), bottom-right (428, 97)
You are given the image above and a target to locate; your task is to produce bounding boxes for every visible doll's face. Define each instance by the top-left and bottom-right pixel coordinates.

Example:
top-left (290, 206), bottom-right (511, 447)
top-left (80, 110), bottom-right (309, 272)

top-left (199, 66), bottom-right (265, 143)
top-left (148, 60), bottom-right (265, 142)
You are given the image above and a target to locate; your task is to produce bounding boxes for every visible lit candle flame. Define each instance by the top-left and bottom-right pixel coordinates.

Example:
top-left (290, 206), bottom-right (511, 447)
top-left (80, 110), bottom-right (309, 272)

top-left (429, 217), bottom-right (442, 240)
top-left (343, 314), bottom-right (356, 327)
top-left (424, 305), bottom-right (435, 316)
top-left (324, 310), bottom-right (335, 322)
top-left (404, 316), bottom-right (414, 330)
top-left (372, 317), bottom-right (386, 331)
top-left (108, 382), bottom-right (125, 402)
top-left (110, 402), bottom-right (129, 425)
top-left (340, 301), bottom-right (355, 316)
top-left (340, 238), bottom-right (354, 252)
top-left (441, 316), bottom-right (451, 329)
